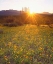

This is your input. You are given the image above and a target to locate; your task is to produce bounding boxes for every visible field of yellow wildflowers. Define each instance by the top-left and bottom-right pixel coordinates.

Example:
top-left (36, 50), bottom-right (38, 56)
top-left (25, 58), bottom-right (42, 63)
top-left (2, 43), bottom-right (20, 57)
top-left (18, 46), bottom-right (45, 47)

top-left (0, 24), bottom-right (53, 64)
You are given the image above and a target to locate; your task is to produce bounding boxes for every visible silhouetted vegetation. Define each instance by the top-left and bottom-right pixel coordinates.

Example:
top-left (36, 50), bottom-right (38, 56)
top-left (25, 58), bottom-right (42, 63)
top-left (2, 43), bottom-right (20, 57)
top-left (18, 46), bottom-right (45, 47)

top-left (0, 29), bottom-right (3, 34)
top-left (0, 13), bottom-right (53, 27)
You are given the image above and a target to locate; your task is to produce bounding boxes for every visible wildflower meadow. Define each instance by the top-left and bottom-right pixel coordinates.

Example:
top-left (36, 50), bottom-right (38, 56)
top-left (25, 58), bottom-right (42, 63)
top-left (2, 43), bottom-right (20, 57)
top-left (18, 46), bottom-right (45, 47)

top-left (0, 24), bottom-right (53, 64)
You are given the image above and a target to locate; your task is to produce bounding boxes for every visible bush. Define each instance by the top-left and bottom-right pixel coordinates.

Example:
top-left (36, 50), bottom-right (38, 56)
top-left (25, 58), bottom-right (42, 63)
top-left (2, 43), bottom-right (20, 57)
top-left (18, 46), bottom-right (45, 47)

top-left (0, 29), bottom-right (3, 34)
top-left (3, 23), bottom-right (17, 27)
top-left (49, 24), bottom-right (53, 28)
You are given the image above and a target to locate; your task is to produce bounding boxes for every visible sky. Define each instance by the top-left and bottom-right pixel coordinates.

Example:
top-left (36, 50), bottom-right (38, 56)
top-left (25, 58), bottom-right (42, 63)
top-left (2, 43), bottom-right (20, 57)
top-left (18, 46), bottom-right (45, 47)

top-left (0, 0), bottom-right (53, 13)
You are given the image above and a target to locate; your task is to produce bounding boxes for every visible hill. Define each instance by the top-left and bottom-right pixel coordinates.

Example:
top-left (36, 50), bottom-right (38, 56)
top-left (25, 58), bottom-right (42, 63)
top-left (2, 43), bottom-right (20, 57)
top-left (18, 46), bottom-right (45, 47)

top-left (0, 10), bottom-right (22, 16)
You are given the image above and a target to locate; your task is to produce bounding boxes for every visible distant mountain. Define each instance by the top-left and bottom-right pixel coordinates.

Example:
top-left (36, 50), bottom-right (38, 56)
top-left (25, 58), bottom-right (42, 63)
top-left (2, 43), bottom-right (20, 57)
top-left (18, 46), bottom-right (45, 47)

top-left (42, 12), bottom-right (50, 14)
top-left (41, 12), bottom-right (53, 15)
top-left (0, 10), bottom-right (53, 16)
top-left (36, 12), bottom-right (53, 15)
top-left (0, 10), bottom-right (22, 16)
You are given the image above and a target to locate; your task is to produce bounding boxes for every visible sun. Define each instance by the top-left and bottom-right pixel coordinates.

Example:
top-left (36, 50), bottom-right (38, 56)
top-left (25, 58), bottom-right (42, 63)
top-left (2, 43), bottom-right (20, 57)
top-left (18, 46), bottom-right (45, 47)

top-left (28, 7), bottom-right (35, 14)
top-left (28, 8), bottom-right (35, 15)
top-left (30, 10), bottom-right (34, 14)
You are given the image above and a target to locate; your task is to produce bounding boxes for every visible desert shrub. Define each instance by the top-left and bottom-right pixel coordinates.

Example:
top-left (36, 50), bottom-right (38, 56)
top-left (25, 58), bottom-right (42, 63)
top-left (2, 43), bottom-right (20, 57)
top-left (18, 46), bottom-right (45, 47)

top-left (49, 24), bottom-right (53, 28)
top-left (0, 29), bottom-right (3, 34)
top-left (5, 17), bottom-right (15, 23)
top-left (16, 21), bottom-right (24, 26)
top-left (6, 19), bottom-right (14, 23)
top-left (3, 23), bottom-right (9, 26)
top-left (0, 14), bottom-right (53, 26)
top-left (3, 23), bottom-right (17, 27)
top-left (0, 24), bottom-right (3, 26)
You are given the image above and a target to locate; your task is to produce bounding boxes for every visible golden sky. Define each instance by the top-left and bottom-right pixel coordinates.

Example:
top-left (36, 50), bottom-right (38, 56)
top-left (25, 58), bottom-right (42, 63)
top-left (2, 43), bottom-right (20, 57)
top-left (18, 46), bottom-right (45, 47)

top-left (0, 0), bottom-right (53, 13)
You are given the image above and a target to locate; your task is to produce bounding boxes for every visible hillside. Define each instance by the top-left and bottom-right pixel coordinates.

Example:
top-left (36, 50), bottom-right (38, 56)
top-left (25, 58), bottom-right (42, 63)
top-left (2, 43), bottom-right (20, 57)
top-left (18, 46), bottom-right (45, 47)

top-left (0, 10), bottom-right (21, 16)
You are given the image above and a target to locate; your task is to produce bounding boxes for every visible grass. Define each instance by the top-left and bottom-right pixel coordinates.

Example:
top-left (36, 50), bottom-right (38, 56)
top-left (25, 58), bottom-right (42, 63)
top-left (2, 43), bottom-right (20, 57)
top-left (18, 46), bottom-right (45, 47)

top-left (0, 24), bottom-right (53, 64)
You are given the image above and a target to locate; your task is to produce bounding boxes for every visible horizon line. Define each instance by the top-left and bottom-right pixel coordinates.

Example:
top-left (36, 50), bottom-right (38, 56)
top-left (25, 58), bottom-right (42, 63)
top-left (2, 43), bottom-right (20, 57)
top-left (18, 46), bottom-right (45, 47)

top-left (0, 9), bottom-right (53, 14)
